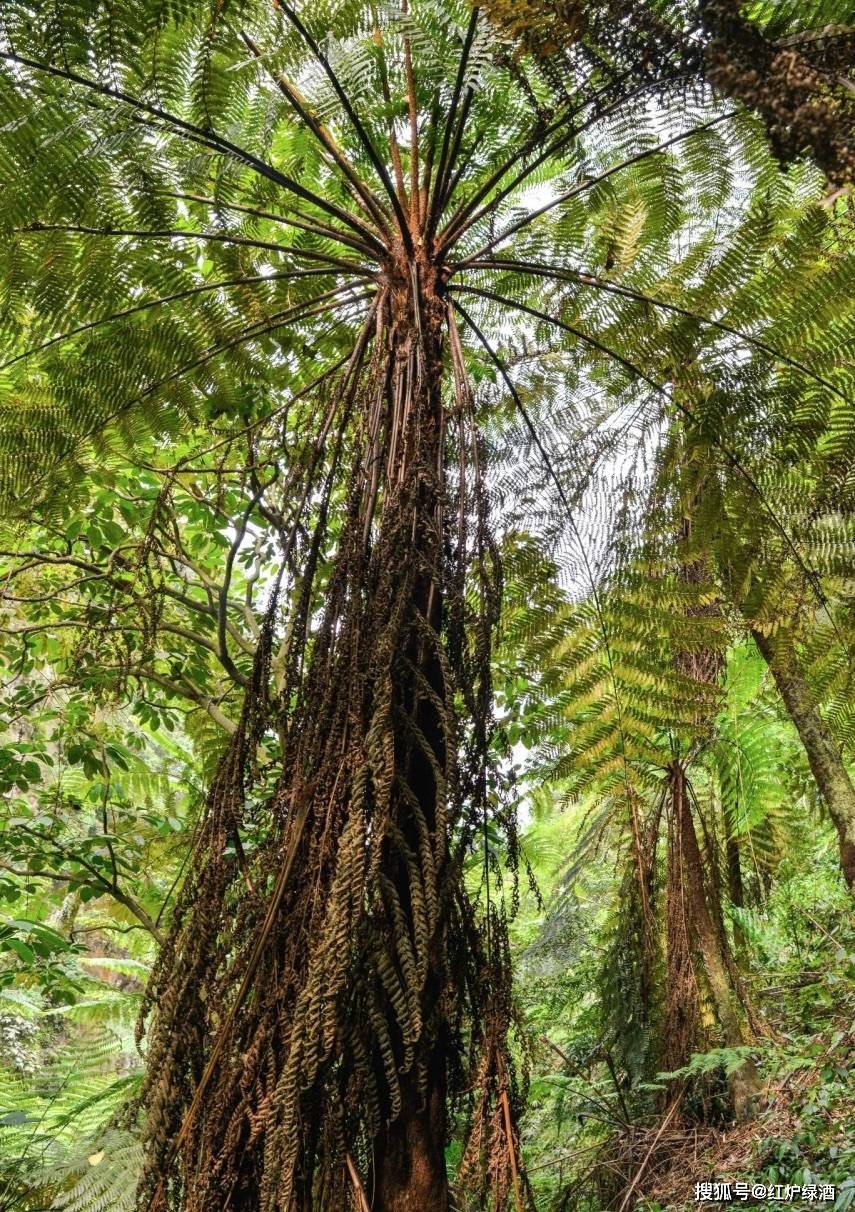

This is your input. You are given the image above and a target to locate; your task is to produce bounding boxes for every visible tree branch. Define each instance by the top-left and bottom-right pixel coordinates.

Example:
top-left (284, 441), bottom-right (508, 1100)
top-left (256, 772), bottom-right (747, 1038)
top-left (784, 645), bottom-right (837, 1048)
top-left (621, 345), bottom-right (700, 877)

top-left (237, 30), bottom-right (391, 237)
top-left (456, 111), bottom-right (737, 264)
top-left (16, 224), bottom-right (374, 276)
top-left (427, 6), bottom-right (480, 236)
top-left (0, 50), bottom-right (381, 247)
top-left (44, 286), bottom-right (373, 469)
top-left (0, 269), bottom-right (342, 373)
top-left (275, 2), bottom-right (413, 251)
top-left (2, 832), bottom-right (164, 944)
top-left (463, 257), bottom-right (853, 405)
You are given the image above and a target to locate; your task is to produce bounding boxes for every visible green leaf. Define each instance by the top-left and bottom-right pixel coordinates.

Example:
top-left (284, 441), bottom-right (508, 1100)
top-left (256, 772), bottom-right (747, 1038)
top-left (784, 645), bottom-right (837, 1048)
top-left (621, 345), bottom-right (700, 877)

top-left (3, 938), bottom-right (34, 964)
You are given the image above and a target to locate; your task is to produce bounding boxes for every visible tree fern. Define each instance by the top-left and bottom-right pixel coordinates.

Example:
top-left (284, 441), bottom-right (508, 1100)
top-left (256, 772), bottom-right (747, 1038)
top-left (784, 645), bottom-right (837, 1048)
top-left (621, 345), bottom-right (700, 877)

top-left (0, 1017), bottom-right (140, 1211)
top-left (49, 1130), bottom-right (143, 1212)
top-left (0, 0), bottom-right (853, 1207)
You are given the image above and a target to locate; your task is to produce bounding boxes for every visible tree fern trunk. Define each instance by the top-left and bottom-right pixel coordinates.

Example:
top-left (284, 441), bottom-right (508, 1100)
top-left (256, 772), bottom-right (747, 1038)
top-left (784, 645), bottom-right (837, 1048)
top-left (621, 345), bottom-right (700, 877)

top-left (671, 764), bottom-right (760, 1122)
top-left (371, 261), bottom-right (450, 1211)
top-left (135, 263), bottom-right (465, 1210)
top-left (726, 836), bottom-right (744, 910)
top-left (752, 629), bottom-right (855, 889)
top-left (374, 1078), bottom-right (448, 1212)
top-left (726, 835), bottom-right (748, 960)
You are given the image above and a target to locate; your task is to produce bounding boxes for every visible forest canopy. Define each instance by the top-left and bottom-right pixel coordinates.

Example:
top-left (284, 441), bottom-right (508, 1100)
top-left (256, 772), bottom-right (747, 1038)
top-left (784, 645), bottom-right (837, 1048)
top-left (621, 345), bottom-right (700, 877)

top-left (0, 1), bottom-right (853, 1210)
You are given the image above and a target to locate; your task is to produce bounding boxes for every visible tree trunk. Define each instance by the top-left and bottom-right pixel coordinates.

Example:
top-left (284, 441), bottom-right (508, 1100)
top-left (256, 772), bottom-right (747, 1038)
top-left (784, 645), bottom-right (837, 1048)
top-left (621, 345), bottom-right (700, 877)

top-left (664, 801), bottom-right (699, 1077)
top-left (726, 835), bottom-right (744, 911)
top-left (374, 1078), bottom-right (448, 1212)
top-left (370, 257), bottom-right (450, 1210)
top-left (726, 834), bottom-right (748, 960)
top-left (671, 764), bottom-right (761, 1121)
top-left (752, 629), bottom-right (855, 889)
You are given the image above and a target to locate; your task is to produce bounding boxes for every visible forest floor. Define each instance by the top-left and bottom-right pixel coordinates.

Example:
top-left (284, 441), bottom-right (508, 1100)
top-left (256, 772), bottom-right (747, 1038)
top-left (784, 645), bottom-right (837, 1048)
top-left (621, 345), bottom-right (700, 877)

top-left (640, 1018), bottom-right (855, 1210)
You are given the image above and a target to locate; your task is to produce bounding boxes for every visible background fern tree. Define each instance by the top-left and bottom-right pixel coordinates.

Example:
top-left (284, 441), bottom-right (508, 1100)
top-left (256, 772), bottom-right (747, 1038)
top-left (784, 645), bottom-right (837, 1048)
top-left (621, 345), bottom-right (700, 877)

top-left (480, 117), bottom-right (854, 1152)
top-left (1, 0), bottom-right (853, 1209)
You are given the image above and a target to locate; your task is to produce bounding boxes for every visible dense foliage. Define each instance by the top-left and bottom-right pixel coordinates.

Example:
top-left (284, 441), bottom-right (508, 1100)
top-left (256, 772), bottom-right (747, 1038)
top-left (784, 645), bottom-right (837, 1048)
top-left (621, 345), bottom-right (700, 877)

top-left (0, 0), bottom-right (853, 1210)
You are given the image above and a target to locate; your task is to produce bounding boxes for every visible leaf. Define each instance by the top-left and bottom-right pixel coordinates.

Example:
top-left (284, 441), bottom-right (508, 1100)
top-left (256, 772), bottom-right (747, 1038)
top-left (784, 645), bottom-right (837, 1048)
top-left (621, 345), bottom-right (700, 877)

top-left (3, 938), bottom-right (34, 964)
